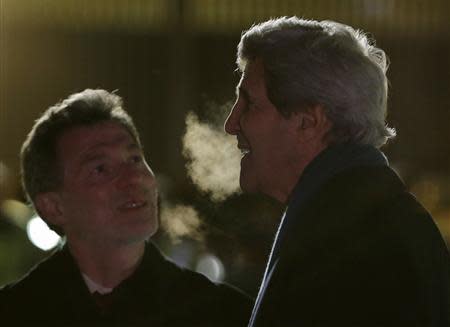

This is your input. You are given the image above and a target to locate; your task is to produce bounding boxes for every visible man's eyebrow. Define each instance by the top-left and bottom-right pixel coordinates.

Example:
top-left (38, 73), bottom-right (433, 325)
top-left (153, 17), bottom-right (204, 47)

top-left (78, 140), bottom-right (142, 167)
top-left (127, 142), bottom-right (142, 151)
top-left (78, 152), bottom-right (107, 168)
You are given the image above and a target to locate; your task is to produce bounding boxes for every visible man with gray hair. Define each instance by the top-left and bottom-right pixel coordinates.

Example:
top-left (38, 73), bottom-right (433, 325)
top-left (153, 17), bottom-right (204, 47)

top-left (225, 17), bottom-right (450, 326)
top-left (0, 89), bottom-right (252, 326)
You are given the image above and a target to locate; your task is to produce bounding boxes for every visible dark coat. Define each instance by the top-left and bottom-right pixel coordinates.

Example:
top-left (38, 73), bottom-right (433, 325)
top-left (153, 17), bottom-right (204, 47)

top-left (0, 242), bottom-right (253, 326)
top-left (252, 166), bottom-right (450, 327)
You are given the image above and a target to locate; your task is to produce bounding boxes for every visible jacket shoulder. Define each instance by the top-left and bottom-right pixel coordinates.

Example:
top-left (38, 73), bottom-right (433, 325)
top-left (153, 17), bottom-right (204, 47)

top-left (0, 248), bottom-right (70, 318)
top-left (1, 249), bottom-right (62, 294)
top-left (274, 165), bottom-right (450, 325)
top-left (144, 244), bottom-right (253, 326)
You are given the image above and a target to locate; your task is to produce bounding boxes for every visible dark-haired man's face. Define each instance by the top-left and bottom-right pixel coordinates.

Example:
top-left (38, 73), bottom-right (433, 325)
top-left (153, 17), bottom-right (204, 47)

top-left (49, 122), bottom-right (158, 248)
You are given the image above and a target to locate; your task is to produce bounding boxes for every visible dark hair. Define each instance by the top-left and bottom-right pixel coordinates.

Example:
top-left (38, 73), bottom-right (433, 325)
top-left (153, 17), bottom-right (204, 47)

top-left (21, 89), bottom-right (140, 235)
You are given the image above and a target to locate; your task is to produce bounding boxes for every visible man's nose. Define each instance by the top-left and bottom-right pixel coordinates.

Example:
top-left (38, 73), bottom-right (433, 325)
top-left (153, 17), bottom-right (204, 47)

top-left (224, 104), bottom-right (241, 135)
top-left (116, 163), bottom-right (152, 189)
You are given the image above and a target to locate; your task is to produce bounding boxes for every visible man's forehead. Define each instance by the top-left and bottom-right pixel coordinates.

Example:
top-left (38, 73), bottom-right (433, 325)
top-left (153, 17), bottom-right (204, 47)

top-left (58, 122), bottom-right (139, 160)
top-left (81, 134), bottom-right (138, 156)
top-left (236, 59), bottom-right (265, 95)
top-left (243, 58), bottom-right (264, 76)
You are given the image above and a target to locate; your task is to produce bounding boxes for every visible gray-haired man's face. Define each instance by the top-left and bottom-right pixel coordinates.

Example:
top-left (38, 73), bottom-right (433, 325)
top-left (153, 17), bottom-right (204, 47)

top-left (224, 59), bottom-right (301, 203)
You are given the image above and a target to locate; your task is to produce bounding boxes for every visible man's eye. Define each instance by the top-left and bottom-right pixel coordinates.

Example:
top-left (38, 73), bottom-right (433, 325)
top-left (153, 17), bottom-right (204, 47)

top-left (94, 165), bottom-right (106, 174)
top-left (247, 100), bottom-right (257, 111)
top-left (131, 155), bottom-right (143, 163)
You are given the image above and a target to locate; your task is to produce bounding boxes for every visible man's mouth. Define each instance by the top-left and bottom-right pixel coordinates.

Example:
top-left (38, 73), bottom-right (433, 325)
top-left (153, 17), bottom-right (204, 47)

top-left (240, 148), bottom-right (251, 155)
top-left (119, 200), bottom-right (147, 210)
top-left (237, 136), bottom-right (251, 157)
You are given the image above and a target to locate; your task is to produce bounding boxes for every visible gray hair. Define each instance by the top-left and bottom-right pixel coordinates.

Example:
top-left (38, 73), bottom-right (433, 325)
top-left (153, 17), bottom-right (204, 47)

top-left (237, 16), bottom-right (396, 147)
top-left (21, 89), bottom-right (140, 235)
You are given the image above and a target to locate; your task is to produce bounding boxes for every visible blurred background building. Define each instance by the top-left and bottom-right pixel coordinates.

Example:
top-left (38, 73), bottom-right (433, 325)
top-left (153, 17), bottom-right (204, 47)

top-left (0, 0), bottom-right (449, 296)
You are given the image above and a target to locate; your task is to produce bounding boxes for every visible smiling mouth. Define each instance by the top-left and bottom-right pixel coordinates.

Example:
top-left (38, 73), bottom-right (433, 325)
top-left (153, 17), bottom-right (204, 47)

top-left (120, 201), bottom-right (147, 210)
top-left (240, 148), bottom-right (251, 155)
top-left (237, 135), bottom-right (251, 157)
top-left (238, 142), bottom-right (251, 156)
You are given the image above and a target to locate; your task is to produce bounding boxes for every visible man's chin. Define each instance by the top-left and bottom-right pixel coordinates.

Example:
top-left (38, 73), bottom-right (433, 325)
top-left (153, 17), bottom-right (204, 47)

top-left (120, 219), bottom-right (158, 244)
top-left (119, 230), bottom-right (155, 246)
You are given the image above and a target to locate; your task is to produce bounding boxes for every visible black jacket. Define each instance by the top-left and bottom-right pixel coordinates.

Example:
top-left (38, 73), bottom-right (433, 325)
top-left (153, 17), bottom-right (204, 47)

top-left (0, 242), bottom-right (253, 326)
top-left (252, 165), bottom-right (450, 326)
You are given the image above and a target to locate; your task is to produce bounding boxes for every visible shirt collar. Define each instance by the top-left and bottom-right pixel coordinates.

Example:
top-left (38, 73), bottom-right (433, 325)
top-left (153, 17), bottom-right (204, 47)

top-left (81, 272), bottom-right (114, 295)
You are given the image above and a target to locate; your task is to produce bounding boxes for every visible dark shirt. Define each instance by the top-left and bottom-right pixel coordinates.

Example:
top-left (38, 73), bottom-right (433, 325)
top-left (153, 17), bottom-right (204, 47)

top-left (0, 242), bottom-right (253, 326)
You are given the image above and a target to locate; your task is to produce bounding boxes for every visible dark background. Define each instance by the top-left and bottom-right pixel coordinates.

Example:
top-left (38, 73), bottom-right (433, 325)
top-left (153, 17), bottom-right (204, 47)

top-left (1, 0), bottom-right (449, 296)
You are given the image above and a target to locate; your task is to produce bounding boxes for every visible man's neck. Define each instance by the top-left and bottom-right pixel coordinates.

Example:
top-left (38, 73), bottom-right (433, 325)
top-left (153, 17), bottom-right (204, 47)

top-left (271, 143), bottom-right (329, 205)
top-left (67, 240), bottom-right (146, 290)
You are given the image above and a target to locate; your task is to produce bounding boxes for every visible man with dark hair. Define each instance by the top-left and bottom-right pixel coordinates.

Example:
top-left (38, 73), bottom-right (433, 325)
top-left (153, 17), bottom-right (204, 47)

top-left (1, 89), bottom-right (252, 326)
top-left (225, 17), bottom-right (450, 326)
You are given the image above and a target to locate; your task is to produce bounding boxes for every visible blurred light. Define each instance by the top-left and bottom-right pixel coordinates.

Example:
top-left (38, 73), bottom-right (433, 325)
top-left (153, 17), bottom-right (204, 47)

top-left (196, 253), bottom-right (225, 282)
top-left (170, 241), bottom-right (196, 268)
top-left (411, 178), bottom-right (441, 212)
top-left (26, 216), bottom-right (61, 251)
top-left (0, 199), bottom-right (33, 228)
top-left (435, 212), bottom-right (450, 241)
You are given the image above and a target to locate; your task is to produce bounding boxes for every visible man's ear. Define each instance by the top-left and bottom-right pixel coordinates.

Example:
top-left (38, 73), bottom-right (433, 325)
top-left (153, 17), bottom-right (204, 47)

top-left (294, 105), bottom-right (332, 142)
top-left (34, 192), bottom-right (65, 227)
